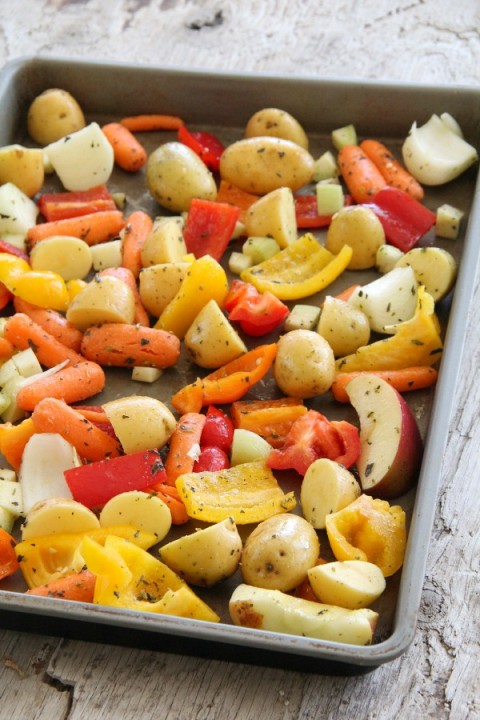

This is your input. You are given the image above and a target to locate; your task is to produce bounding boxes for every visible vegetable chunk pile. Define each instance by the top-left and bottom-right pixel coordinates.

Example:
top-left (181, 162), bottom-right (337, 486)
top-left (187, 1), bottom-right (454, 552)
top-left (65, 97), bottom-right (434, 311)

top-left (0, 91), bottom-right (477, 646)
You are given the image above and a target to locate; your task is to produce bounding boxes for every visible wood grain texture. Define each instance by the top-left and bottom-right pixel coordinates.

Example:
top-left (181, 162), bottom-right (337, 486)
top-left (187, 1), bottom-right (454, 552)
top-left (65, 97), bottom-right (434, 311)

top-left (0, 1), bottom-right (479, 719)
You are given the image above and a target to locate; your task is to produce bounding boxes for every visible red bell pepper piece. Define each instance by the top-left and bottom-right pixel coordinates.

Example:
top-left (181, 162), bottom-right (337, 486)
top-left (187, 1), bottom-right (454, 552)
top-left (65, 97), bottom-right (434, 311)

top-left (38, 185), bottom-right (117, 222)
top-left (200, 405), bottom-right (234, 453)
top-left (177, 125), bottom-right (225, 171)
top-left (225, 279), bottom-right (289, 337)
top-left (0, 528), bottom-right (19, 581)
top-left (64, 449), bottom-right (168, 509)
top-left (364, 186), bottom-right (436, 252)
top-left (266, 410), bottom-right (360, 476)
top-left (294, 193), bottom-right (353, 228)
top-left (183, 198), bottom-right (240, 261)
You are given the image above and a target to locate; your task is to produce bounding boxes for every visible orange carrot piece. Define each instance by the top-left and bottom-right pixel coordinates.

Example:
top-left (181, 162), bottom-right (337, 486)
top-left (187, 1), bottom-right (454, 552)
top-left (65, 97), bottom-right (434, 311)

top-left (120, 210), bottom-right (154, 279)
top-left (331, 366), bottom-right (439, 403)
top-left (215, 180), bottom-right (261, 223)
top-left (164, 412), bottom-right (206, 485)
top-left (120, 114), bottom-right (184, 132)
top-left (338, 145), bottom-right (388, 203)
top-left (145, 486), bottom-right (189, 525)
top-left (102, 122), bottom-right (148, 173)
top-left (360, 139), bottom-right (424, 201)
top-left (31, 397), bottom-right (121, 462)
top-left (15, 360), bottom-right (106, 411)
top-left (81, 323), bottom-right (180, 369)
top-left (231, 397), bottom-right (308, 449)
top-left (0, 336), bottom-right (14, 360)
top-left (4, 313), bottom-right (83, 367)
top-left (0, 418), bottom-right (35, 472)
top-left (333, 284), bottom-right (361, 303)
top-left (97, 267), bottom-right (150, 326)
top-left (27, 210), bottom-right (125, 249)
top-left (13, 297), bottom-right (84, 351)
top-left (26, 569), bottom-right (96, 602)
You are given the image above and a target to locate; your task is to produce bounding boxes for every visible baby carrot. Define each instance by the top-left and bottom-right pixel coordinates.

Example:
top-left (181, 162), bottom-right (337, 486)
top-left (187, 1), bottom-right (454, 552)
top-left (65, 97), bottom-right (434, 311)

top-left (120, 210), bottom-right (154, 279)
top-left (4, 313), bottom-right (83, 367)
top-left (31, 397), bottom-right (122, 462)
top-left (164, 412), bottom-right (207, 485)
top-left (333, 284), bottom-right (361, 303)
top-left (120, 114), bottom-right (184, 132)
top-left (0, 418), bottom-right (35, 471)
top-left (26, 569), bottom-right (96, 602)
top-left (331, 366), bottom-right (439, 402)
top-left (102, 122), bottom-right (148, 173)
top-left (15, 360), bottom-right (106, 411)
top-left (338, 145), bottom-right (387, 203)
top-left (81, 323), bottom-right (180, 369)
top-left (146, 486), bottom-right (189, 525)
top-left (360, 139), bottom-right (424, 201)
top-left (27, 210), bottom-right (125, 249)
top-left (0, 336), bottom-right (14, 360)
top-left (13, 298), bottom-right (84, 352)
top-left (97, 267), bottom-right (150, 326)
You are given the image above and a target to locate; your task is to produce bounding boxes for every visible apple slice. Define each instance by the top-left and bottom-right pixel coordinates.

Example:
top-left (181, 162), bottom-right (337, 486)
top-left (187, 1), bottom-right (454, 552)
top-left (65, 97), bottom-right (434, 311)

top-left (345, 374), bottom-right (422, 498)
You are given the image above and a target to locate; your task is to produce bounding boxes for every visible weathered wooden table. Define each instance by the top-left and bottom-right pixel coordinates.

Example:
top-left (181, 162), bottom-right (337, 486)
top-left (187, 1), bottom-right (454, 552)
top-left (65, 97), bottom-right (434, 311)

top-left (0, 1), bottom-right (478, 718)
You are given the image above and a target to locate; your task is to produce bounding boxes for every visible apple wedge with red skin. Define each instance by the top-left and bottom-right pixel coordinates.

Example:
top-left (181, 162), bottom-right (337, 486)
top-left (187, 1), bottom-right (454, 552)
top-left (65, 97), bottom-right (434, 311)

top-left (345, 373), bottom-right (423, 499)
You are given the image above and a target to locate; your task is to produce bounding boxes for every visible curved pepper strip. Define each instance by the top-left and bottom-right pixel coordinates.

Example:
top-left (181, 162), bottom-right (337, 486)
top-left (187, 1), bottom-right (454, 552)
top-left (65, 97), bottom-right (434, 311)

top-left (335, 286), bottom-right (443, 373)
top-left (325, 494), bottom-right (407, 577)
top-left (15, 526), bottom-right (158, 588)
top-left (80, 534), bottom-right (219, 622)
top-left (175, 460), bottom-right (296, 524)
top-left (0, 252), bottom-right (69, 311)
top-left (240, 233), bottom-right (353, 300)
top-left (171, 343), bottom-right (277, 414)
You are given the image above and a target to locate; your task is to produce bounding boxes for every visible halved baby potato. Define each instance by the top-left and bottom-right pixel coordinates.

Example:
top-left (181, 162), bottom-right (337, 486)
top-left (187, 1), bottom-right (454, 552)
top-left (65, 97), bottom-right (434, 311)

top-left (66, 275), bottom-right (135, 330)
top-left (308, 560), bottom-right (386, 609)
top-left (300, 458), bottom-right (361, 530)
top-left (184, 299), bottom-right (247, 368)
top-left (30, 235), bottom-right (93, 281)
top-left (158, 517), bottom-right (242, 587)
top-left (21, 497), bottom-right (100, 541)
top-left (99, 490), bottom-right (172, 543)
top-left (103, 395), bottom-right (177, 454)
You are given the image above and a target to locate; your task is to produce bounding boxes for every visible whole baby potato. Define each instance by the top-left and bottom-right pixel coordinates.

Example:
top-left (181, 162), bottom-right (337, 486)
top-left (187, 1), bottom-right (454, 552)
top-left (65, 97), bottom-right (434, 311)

top-left (241, 513), bottom-right (320, 592)
top-left (244, 108), bottom-right (309, 150)
top-left (27, 88), bottom-right (86, 146)
top-left (146, 142), bottom-right (217, 212)
top-left (274, 329), bottom-right (336, 398)
top-left (326, 205), bottom-right (385, 270)
top-left (219, 136), bottom-right (315, 195)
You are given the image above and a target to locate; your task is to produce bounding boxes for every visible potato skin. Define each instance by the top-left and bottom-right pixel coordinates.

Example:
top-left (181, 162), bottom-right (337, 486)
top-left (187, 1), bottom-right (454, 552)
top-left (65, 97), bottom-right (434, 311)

top-left (326, 205), bottom-right (385, 270)
top-left (244, 108), bottom-right (309, 150)
top-left (274, 329), bottom-right (336, 398)
top-left (241, 513), bottom-right (320, 591)
top-left (220, 136), bottom-right (314, 195)
top-left (27, 88), bottom-right (86, 145)
top-left (146, 142), bottom-right (217, 212)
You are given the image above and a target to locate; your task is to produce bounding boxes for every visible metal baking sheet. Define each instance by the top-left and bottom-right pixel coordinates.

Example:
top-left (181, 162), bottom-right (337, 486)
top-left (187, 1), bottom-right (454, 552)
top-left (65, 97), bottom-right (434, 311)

top-left (0, 56), bottom-right (479, 674)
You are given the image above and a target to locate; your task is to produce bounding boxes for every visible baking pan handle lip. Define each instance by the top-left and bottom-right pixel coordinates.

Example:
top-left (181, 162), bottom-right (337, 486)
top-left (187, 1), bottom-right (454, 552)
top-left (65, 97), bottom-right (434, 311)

top-left (2, 54), bottom-right (480, 97)
top-left (0, 588), bottom-right (416, 670)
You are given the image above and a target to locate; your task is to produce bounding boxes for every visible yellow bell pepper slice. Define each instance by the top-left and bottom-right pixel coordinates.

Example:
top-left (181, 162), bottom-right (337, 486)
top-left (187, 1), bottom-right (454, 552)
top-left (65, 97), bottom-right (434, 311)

top-left (240, 233), bottom-right (353, 300)
top-left (15, 525), bottom-right (158, 588)
top-left (325, 494), bottom-right (407, 577)
top-left (155, 254), bottom-right (228, 339)
top-left (81, 534), bottom-right (219, 622)
top-left (3, 270), bottom-right (70, 311)
top-left (0, 253), bottom-right (30, 282)
top-left (175, 460), bottom-right (296, 524)
top-left (335, 286), bottom-right (443, 373)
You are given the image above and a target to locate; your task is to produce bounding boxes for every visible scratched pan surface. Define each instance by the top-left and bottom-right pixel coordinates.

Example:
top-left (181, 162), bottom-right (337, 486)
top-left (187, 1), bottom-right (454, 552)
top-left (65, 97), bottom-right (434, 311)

top-left (0, 57), bottom-right (479, 674)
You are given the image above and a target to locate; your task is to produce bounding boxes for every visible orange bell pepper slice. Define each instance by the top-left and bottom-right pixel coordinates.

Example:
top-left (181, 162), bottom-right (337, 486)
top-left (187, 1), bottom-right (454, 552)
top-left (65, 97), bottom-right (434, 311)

top-left (171, 343), bottom-right (277, 414)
